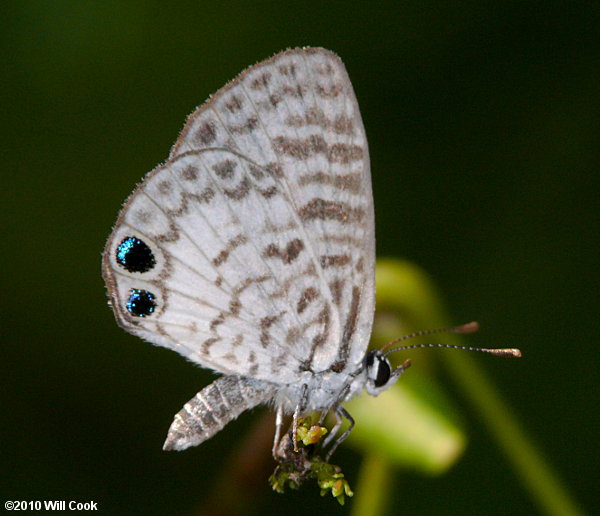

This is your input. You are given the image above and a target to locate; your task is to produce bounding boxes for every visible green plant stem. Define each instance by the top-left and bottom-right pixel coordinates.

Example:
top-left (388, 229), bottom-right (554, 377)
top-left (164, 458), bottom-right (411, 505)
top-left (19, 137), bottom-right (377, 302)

top-left (351, 453), bottom-right (393, 516)
top-left (442, 350), bottom-right (585, 516)
top-left (372, 259), bottom-right (585, 516)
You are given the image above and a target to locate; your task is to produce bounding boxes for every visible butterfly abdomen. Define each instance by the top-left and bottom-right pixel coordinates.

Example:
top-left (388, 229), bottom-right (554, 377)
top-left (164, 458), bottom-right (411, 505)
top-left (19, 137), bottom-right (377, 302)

top-left (163, 375), bottom-right (275, 451)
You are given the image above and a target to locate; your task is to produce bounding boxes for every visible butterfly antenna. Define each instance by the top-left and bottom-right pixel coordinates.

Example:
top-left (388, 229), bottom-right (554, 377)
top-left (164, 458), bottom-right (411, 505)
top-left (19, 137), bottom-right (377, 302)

top-left (380, 321), bottom-right (522, 358)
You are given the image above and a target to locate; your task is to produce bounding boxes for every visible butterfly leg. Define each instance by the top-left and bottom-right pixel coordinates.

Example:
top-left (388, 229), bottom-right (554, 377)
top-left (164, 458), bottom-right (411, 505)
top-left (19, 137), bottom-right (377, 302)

top-left (321, 408), bottom-right (342, 448)
top-left (319, 382), bottom-right (350, 448)
top-left (272, 404), bottom-right (284, 458)
top-left (292, 384), bottom-right (309, 452)
top-left (325, 406), bottom-right (354, 462)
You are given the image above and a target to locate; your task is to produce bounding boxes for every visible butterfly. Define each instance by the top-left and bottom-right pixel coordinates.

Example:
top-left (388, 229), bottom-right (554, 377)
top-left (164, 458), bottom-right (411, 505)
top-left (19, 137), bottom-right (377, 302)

top-left (102, 47), bottom-right (519, 461)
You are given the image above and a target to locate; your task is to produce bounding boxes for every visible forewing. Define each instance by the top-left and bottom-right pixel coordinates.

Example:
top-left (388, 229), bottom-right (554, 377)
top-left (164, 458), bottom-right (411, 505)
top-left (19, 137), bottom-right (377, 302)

top-left (102, 48), bottom-right (375, 382)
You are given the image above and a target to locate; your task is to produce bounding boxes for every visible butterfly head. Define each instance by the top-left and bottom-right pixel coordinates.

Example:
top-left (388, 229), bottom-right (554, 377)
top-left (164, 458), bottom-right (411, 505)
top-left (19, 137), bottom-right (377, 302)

top-left (363, 321), bottom-right (521, 397)
top-left (364, 350), bottom-right (411, 396)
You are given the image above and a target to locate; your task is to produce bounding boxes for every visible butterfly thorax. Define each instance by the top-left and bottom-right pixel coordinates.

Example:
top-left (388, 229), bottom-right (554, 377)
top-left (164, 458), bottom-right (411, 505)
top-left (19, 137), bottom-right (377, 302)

top-left (274, 365), bottom-right (368, 414)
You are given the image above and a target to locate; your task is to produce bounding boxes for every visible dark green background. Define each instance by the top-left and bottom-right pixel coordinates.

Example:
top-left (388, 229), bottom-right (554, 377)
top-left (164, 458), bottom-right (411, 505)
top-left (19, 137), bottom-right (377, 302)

top-left (2, 1), bottom-right (598, 515)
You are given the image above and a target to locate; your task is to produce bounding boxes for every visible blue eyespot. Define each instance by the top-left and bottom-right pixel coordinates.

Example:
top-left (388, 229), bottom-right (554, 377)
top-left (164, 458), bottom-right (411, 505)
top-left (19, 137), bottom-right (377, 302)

top-left (126, 289), bottom-right (156, 317)
top-left (116, 237), bottom-right (156, 273)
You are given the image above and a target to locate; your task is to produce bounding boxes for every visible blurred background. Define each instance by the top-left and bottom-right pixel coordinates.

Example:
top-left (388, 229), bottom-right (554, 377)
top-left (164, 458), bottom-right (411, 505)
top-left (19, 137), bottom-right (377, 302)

top-left (2, 1), bottom-right (598, 515)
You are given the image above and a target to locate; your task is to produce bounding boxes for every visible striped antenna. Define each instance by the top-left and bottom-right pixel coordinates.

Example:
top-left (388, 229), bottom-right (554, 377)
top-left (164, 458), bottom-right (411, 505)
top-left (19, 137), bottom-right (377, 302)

top-left (381, 322), bottom-right (522, 358)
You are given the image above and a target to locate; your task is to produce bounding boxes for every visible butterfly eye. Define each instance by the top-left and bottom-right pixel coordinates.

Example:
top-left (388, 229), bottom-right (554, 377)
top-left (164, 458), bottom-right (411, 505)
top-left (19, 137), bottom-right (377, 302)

top-left (365, 351), bottom-right (392, 388)
top-left (374, 356), bottom-right (391, 388)
top-left (126, 289), bottom-right (156, 317)
top-left (116, 237), bottom-right (156, 273)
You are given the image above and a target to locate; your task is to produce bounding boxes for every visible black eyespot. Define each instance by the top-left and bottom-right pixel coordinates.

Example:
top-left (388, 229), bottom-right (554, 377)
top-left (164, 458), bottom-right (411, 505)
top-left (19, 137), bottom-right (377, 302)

top-left (374, 357), bottom-right (391, 388)
top-left (126, 289), bottom-right (156, 317)
top-left (116, 237), bottom-right (156, 273)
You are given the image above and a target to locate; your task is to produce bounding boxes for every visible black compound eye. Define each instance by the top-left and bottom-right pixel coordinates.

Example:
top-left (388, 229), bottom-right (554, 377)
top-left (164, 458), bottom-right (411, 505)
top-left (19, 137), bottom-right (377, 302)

top-left (374, 357), bottom-right (391, 388)
top-left (116, 237), bottom-right (156, 273)
top-left (126, 289), bottom-right (156, 317)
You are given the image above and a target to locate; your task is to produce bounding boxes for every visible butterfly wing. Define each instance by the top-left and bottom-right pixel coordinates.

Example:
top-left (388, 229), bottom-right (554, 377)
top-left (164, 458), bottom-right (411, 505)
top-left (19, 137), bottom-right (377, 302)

top-left (102, 48), bottom-right (375, 384)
